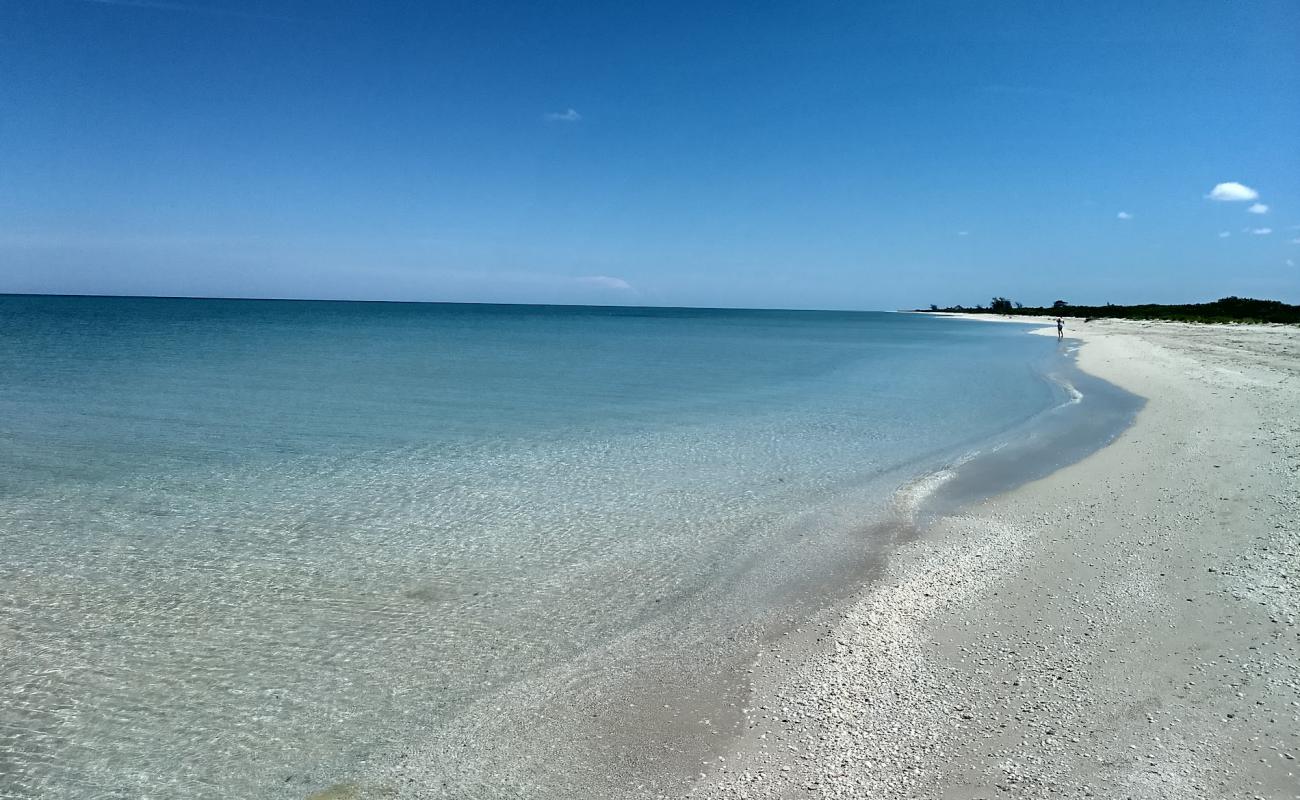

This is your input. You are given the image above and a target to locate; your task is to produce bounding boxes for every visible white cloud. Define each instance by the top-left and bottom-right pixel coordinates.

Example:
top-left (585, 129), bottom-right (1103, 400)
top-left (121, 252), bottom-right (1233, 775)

top-left (577, 275), bottom-right (632, 290)
top-left (1289, 259), bottom-right (1296, 267)
top-left (1247, 203), bottom-right (1269, 214)
top-left (1116, 211), bottom-right (1133, 220)
top-left (544, 108), bottom-right (582, 122)
top-left (1205, 181), bottom-right (1260, 202)
top-left (1250, 228), bottom-right (1272, 235)
top-left (1218, 231), bottom-right (1231, 238)
top-left (1291, 238), bottom-right (1300, 245)
top-left (956, 230), bottom-right (970, 236)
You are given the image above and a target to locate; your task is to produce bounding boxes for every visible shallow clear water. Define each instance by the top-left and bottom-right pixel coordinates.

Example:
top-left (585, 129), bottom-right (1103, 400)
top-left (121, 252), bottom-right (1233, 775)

top-left (0, 297), bottom-right (1066, 799)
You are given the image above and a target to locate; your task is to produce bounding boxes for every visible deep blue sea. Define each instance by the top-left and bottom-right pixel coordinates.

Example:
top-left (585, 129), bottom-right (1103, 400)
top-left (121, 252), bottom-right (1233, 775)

top-left (0, 296), bottom-right (1096, 799)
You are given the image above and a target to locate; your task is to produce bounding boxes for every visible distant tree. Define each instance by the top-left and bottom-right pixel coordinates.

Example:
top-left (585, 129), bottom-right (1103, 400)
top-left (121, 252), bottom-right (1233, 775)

top-left (1014, 301), bottom-right (1024, 309)
top-left (929, 304), bottom-right (939, 311)
top-left (923, 296), bottom-right (1298, 324)
top-left (990, 297), bottom-right (1013, 312)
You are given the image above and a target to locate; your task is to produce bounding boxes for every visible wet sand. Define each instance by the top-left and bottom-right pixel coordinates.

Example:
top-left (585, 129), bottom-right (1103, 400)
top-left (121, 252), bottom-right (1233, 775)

top-left (693, 317), bottom-right (1300, 799)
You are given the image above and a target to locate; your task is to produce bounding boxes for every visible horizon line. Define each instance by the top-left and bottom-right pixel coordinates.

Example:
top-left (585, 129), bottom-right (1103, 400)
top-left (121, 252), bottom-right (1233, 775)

top-left (3, 291), bottom-right (1288, 313)
top-left (0, 291), bottom-right (899, 315)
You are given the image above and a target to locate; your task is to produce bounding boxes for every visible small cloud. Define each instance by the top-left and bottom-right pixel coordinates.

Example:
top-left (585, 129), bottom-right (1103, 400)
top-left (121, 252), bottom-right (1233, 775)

top-left (1289, 259), bottom-right (1296, 267)
top-left (1250, 228), bottom-right (1272, 235)
top-left (544, 108), bottom-right (582, 122)
top-left (577, 275), bottom-right (632, 290)
top-left (1116, 211), bottom-right (1133, 220)
top-left (1218, 231), bottom-right (1231, 238)
top-left (1247, 203), bottom-right (1269, 214)
top-left (956, 230), bottom-right (970, 236)
top-left (1205, 181), bottom-right (1259, 202)
top-left (1291, 238), bottom-right (1300, 244)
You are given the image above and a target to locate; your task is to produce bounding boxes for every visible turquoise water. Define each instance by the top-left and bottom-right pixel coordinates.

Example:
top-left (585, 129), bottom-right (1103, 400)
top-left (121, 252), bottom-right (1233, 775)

top-left (0, 296), bottom-right (1069, 798)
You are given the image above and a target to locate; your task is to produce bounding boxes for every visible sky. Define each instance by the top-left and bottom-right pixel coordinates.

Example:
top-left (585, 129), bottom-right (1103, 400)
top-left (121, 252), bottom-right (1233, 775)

top-left (1, 0), bottom-right (1297, 309)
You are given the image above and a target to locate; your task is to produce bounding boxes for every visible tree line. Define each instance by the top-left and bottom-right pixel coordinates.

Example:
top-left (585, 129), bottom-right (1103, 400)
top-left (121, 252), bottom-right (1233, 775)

top-left (919, 296), bottom-right (1300, 325)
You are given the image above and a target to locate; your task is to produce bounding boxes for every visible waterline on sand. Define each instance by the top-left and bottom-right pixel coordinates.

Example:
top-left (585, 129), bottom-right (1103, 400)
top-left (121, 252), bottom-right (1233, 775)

top-left (359, 332), bottom-right (1142, 799)
top-left (691, 317), bottom-right (1299, 799)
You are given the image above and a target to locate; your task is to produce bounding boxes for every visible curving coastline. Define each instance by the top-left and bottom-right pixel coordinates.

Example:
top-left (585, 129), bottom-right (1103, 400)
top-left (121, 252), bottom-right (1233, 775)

top-left (359, 321), bottom-right (1150, 800)
top-left (693, 318), bottom-right (1300, 799)
top-left (362, 324), bottom-right (1150, 800)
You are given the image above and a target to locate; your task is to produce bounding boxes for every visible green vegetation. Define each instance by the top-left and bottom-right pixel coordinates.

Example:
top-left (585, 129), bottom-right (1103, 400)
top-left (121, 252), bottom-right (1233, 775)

top-left (918, 296), bottom-right (1300, 325)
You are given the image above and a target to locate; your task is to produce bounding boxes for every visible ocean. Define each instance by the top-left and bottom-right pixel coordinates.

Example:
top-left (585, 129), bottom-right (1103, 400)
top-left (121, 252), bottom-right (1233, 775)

top-left (0, 296), bottom-right (1135, 799)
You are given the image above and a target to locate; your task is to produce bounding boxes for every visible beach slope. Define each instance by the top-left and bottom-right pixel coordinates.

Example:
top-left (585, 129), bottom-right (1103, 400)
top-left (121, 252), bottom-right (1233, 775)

top-left (695, 319), bottom-right (1299, 799)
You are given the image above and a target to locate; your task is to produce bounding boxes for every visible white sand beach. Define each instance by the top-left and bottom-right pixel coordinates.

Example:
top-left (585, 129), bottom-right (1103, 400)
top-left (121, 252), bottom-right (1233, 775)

top-left (694, 318), bottom-right (1300, 799)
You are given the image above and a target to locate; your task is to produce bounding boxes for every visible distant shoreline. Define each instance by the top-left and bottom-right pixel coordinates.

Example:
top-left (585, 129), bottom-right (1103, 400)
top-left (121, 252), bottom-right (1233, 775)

top-left (913, 296), bottom-right (1300, 325)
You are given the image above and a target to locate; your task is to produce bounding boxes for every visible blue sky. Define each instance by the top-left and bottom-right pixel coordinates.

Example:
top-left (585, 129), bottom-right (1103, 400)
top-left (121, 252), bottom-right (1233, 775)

top-left (1, 0), bottom-right (1297, 309)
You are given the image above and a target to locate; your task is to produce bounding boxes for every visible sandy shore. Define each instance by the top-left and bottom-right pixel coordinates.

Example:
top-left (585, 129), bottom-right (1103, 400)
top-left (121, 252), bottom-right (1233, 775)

top-left (692, 317), bottom-right (1299, 799)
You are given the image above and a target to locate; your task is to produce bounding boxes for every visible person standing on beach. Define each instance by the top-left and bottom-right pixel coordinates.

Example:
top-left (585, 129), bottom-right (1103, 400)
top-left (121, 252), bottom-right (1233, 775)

top-left (1056, 317), bottom-right (1064, 340)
